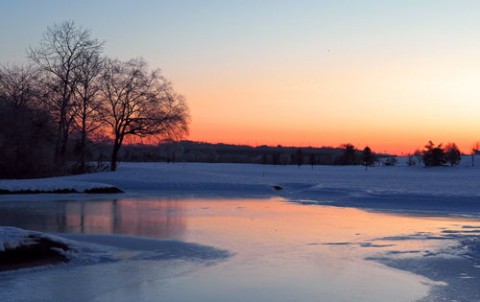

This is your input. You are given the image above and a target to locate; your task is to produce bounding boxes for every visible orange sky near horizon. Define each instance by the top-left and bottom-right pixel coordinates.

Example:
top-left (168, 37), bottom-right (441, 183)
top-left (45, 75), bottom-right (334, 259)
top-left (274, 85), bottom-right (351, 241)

top-left (179, 54), bottom-right (480, 155)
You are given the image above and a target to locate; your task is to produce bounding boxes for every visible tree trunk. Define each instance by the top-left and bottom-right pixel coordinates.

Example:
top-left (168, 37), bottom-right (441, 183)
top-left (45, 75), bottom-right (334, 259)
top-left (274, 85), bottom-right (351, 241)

top-left (80, 106), bottom-right (87, 172)
top-left (60, 128), bottom-right (69, 165)
top-left (55, 79), bottom-right (70, 167)
top-left (110, 140), bottom-right (121, 171)
top-left (80, 130), bottom-right (86, 172)
top-left (54, 121), bottom-right (64, 165)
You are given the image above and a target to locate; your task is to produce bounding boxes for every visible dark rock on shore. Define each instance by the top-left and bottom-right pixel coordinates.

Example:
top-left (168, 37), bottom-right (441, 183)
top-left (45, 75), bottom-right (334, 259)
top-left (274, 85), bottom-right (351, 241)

top-left (0, 235), bottom-right (73, 272)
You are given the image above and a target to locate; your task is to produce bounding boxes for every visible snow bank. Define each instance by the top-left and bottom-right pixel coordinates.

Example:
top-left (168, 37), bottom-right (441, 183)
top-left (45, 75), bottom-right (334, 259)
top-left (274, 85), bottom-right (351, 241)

top-left (0, 227), bottom-right (36, 252)
top-left (0, 179), bottom-right (123, 194)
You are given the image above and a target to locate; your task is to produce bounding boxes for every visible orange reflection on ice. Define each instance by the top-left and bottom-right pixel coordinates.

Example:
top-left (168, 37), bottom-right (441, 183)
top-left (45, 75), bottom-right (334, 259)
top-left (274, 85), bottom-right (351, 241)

top-left (139, 197), bottom-right (480, 257)
top-left (64, 199), bottom-right (187, 238)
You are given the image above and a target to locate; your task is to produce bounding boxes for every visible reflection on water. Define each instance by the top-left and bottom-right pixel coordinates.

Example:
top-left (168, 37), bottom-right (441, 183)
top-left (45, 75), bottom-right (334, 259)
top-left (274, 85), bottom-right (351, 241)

top-left (0, 199), bottom-right (186, 239)
top-left (1, 197), bottom-right (480, 302)
top-left (1, 197), bottom-right (479, 250)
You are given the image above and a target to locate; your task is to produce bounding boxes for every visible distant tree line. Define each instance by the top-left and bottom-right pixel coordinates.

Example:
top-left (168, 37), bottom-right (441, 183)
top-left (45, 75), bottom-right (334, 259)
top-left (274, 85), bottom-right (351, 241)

top-left (0, 21), bottom-right (189, 178)
top-left (112, 140), bottom-right (395, 168)
top-left (132, 140), bottom-right (468, 169)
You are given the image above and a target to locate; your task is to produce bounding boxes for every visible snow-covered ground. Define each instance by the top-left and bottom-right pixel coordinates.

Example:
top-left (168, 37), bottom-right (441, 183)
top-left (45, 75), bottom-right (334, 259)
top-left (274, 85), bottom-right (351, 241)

top-left (1, 161), bottom-right (480, 301)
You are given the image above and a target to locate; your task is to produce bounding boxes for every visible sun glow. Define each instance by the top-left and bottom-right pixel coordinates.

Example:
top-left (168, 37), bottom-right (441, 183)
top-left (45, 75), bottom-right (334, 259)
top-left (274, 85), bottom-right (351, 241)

top-left (183, 57), bottom-right (480, 154)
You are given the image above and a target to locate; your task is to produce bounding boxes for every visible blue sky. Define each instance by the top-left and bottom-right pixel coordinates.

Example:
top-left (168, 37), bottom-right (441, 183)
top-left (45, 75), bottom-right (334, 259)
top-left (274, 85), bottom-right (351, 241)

top-left (4, 1), bottom-right (480, 69)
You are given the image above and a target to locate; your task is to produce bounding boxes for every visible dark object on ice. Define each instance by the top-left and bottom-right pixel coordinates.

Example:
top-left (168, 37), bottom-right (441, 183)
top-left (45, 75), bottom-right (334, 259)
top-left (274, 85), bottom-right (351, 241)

top-left (272, 185), bottom-right (283, 191)
top-left (84, 187), bottom-right (124, 194)
top-left (0, 236), bottom-right (72, 271)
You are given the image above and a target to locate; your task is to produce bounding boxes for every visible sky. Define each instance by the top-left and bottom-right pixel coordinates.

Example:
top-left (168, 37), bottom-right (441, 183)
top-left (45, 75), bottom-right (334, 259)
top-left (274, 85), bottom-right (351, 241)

top-left (2, 0), bottom-right (480, 154)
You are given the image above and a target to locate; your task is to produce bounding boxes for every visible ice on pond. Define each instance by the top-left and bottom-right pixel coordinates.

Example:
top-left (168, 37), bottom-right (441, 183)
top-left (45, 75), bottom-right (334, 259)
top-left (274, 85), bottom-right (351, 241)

top-left (2, 197), bottom-right (480, 301)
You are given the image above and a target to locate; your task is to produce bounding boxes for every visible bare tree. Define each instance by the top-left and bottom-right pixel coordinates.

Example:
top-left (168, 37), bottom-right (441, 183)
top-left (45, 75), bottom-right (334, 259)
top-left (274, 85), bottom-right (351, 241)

top-left (413, 149), bottom-right (423, 166)
top-left (73, 51), bottom-right (105, 171)
top-left (362, 146), bottom-right (375, 170)
top-left (29, 20), bottom-right (104, 165)
top-left (100, 58), bottom-right (189, 171)
top-left (0, 64), bottom-right (40, 108)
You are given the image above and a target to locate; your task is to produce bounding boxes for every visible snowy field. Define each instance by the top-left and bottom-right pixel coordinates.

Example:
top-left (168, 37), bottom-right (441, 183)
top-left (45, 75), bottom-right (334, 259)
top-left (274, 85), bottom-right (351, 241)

top-left (1, 161), bottom-right (480, 301)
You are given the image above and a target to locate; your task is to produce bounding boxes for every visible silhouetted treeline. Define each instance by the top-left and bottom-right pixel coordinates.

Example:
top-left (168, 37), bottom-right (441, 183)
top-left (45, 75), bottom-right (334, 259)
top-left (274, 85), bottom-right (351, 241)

top-left (0, 97), bottom-right (56, 178)
top-left (112, 141), bottom-right (391, 167)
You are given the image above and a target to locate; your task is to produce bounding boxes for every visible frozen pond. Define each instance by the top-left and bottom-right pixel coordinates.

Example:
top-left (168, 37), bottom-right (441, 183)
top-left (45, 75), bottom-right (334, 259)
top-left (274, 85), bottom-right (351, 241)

top-left (1, 197), bottom-right (480, 301)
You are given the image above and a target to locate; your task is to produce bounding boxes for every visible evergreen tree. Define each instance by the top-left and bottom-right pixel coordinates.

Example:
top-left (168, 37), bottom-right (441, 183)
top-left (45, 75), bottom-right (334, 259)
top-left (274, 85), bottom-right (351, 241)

top-left (444, 143), bottom-right (461, 166)
top-left (422, 141), bottom-right (446, 167)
